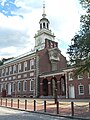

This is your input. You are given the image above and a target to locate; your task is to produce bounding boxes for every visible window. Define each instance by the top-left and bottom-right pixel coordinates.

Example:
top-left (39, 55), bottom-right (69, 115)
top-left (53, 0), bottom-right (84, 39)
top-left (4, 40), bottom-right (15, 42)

top-left (30, 80), bottom-right (34, 91)
top-left (2, 69), bottom-right (4, 76)
top-left (51, 42), bottom-right (53, 48)
top-left (54, 43), bottom-right (57, 47)
top-left (62, 83), bottom-right (65, 92)
top-left (46, 41), bottom-right (50, 48)
top-left (24, 61), bottom-right (27, 71)
top-left (40, 23), bottom-right (42, 29)
top-left (43, 22), bottom-right (45, 28)
top-left (0, 70), bottom-right (1, 77)
top-left (47, 23), bottom-right (48, 29)
top-left (0, 84), bottom-right (3, 92)
top-left (12, 83), bottom-right (15, 92)
top-left (30, 72), bottom-right (34, 77)
top-left (9, 66), bottom-right (12, 74)
top-left (69, 72), bottom-right (73, 81)
top-left (5, 67), bottom-right (8, 75)
top-left (89, 84), bottom-right (90, 94)
top-left (78, 73), bottom-right (83, 80)
top-left (4, 83), bottom-right (6, 90)
top-left (23, 81), bottom-right (27, 91)
top-left (13, 65), bottom-right (16, 73)
top-left (18, 82), bottom-right (21, 92)
top-left (30, 59), bottom-right (35, 70)
top-left (78, 85), bottom-right (84, 95)
top-left (18, 63), bottom-right (21, 73)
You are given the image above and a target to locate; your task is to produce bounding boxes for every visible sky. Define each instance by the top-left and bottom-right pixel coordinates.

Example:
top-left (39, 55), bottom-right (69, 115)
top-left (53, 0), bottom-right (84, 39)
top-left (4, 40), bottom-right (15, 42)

top-left (0, 0), bottom-right (83, 60)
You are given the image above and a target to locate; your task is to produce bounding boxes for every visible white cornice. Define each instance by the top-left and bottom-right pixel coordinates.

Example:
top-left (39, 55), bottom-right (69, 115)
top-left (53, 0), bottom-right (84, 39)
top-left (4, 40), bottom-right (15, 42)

top-left (39, 71), bottom-right (65, 78)
top-left (63, 68), bottom-right (75, 72)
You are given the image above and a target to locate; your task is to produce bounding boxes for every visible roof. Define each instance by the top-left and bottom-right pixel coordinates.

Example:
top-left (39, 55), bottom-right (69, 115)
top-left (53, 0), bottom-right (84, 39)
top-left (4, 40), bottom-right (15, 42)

top-left (40, 17), bottom-right (50, 23)
top-left (3, 49), bottom-right (36, 65)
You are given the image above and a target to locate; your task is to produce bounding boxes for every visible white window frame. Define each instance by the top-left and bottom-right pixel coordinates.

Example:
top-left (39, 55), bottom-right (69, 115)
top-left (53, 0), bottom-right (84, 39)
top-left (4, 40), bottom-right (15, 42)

top-left (68, 72), bottom-right (73, 81)
top-left (30, 80), bottom-right (34, 91)
top-left (30, 59), bottom-right (35, 70)
top-left (18, 63), bottom-right (21, 73)
top-left (78, 73), bottom-right (83, 80)
top-left (0, 84), bottom-right (3, 92)
top-left (13, 65), bottom-right (16, 73)
top-left (5, 67), bottom-right (8, 75)
top-left (23, 81), bottom-right (27, 91)
top-left (9, 66), bottom-right (12, 74)
top-left (24, 61), bottom-right (27, 71)
top-left (2, 69), bottom-right (4, 76)
top-left (51, 42), bottom-right (53, 48)
top-left (12, 82), bottom-right (15, 92)
top-left (18, 81), bottom-right (21, 92)
top-left (78, 84), bottom-right (84, 95)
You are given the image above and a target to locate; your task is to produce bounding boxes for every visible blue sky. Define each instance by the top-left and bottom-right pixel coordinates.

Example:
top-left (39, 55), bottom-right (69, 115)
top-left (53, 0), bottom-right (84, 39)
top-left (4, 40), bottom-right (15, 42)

top-left (0, 0), bottom-right (83, 60)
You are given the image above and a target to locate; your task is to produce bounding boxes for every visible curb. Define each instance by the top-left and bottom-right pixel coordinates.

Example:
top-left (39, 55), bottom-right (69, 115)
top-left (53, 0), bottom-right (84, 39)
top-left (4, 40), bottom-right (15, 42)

top-left (0, 105), bottom-right (90, 120)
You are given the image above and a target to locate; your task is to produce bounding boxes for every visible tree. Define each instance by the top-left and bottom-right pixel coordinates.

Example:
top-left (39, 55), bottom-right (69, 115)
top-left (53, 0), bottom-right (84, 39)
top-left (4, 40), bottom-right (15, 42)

top-left (0, 57), bottom-right (14, 66)
top-left (67, 0), bottom-right (90, 74)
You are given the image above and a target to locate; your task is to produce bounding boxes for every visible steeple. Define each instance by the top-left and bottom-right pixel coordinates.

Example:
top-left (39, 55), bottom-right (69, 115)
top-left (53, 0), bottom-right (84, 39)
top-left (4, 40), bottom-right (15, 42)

top-left (42, 1), bottom-right (46, 18)
top-left (39, 1), bottom-right (49, 30)
top-left (34, 1), bottom-right (55, 50)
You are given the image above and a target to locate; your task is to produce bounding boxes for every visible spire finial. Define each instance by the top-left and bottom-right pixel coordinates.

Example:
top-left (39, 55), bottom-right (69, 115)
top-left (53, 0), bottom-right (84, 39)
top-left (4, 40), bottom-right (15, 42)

top-left (42, 1), bottom-right (46, 18)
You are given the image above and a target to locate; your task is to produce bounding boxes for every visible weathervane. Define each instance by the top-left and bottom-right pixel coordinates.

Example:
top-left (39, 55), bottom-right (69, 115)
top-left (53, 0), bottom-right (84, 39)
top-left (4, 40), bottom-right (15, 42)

top-left (42, 0), bottom-right (46, 18)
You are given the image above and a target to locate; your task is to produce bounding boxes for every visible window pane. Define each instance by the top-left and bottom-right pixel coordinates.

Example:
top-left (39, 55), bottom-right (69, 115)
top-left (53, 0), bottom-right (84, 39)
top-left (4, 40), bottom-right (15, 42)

top-left (79, 85), bottom-right (84, 95)
top-left (30, 80), bottom-right (34, 91)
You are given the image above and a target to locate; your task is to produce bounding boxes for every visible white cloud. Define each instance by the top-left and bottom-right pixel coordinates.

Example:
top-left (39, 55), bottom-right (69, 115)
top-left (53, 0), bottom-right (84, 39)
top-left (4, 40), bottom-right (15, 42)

top-left (0, 0), bottom-right (83, 60)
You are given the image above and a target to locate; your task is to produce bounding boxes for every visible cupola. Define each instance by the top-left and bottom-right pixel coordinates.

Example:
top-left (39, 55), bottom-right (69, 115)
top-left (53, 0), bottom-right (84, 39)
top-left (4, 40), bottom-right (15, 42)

top-left (39, 2), bottom-right (50, 30)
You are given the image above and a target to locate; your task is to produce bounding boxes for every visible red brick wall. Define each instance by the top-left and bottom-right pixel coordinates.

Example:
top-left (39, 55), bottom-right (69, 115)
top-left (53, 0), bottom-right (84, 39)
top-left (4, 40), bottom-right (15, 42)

top-left (67, 71), bottom-right (90, 99)
top-left (37, 48), bottom-right (67, 74)
top-left (37, 49), bottom-right (51, 74)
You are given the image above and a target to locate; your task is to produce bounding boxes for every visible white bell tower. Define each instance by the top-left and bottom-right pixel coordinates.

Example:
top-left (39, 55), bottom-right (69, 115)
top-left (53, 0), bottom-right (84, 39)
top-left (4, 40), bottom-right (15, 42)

top-left (34, 1), bottom-right (55, 51)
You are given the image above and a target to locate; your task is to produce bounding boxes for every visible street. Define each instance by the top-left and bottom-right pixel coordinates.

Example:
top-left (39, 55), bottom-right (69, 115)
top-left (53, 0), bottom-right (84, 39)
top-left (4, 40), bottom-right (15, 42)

top-left (0, 107), bottom-right (78, 120)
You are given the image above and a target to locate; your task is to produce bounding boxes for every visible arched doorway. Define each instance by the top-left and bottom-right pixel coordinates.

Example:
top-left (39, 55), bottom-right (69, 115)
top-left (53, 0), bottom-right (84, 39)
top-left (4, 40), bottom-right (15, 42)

top-left (42, 79), bottom-right (48, 96)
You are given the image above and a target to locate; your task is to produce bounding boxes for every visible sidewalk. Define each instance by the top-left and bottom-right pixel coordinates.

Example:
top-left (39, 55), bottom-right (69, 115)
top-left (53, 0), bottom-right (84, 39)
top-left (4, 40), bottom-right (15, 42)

top-left (0, 98), bottom-right (90, 120)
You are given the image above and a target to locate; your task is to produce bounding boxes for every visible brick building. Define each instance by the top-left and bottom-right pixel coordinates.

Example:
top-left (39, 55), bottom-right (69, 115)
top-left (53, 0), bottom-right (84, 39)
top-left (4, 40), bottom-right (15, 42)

top-left (0, 4), bottom-right (90, 99)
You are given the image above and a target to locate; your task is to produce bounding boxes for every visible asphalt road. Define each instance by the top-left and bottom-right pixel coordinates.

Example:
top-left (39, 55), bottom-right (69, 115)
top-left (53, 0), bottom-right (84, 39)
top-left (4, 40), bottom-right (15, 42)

top-left (0, 107), bottom-right (78, 120)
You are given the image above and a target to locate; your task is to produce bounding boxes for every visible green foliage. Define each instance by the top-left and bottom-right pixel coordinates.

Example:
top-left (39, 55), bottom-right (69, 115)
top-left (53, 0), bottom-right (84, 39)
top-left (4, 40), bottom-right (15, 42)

top-left (67, 0), bottom-right (90, 74)
top-left (0, 57), bottom-right (14, 66)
